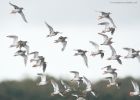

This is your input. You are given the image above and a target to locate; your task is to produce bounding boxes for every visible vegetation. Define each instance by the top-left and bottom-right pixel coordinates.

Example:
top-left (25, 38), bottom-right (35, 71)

top-left (0, 77), bottom-right (140, 100)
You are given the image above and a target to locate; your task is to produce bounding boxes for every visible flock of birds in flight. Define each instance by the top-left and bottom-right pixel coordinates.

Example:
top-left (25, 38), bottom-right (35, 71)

top-left (6, 2), bottom-right (140, 100)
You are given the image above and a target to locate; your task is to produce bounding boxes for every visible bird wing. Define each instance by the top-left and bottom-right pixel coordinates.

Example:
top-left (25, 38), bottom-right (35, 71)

top-left (61, 80), bottom-right (69, 90)
top-left (29, 51), bottom-right (39, 58)
top-left (24, 45), bottom-right (29, 54)
top-left (44, 21), bottom-right (54, 33)
top-left (107, 17), bottom-right (116, 28)
top-left (37, 73), bottom-right (46, 82)
top-left (9, 2), bottom-right (19, 9)
top-left (109, 45), bottom-right (117, 56)
top-left (98, 22), bottom-right (110, 29)
top-left (83, 76), bottom-right (91, 89)
top-left (91, 91), bottom-right (97, 97)
top-left (7, 35), bottom-right (18, 45)
top-left (82, 55), bottom-right (88, 68)
top-left (62, 41), bottom-right (67, 51)
top-left (98, 33), bottom-right (108, 41)
top-left (51, 80), bottom-right (59, 92)
top-left (131, 80), bottom-right (140, 92)
top-left (43, 62), bottom-right (47, 72)
top-left (70, 71), bottom-right (79, 78)
top-left (117, 59), bottom-right (122, 64)
top-left (23, 55), bottom-right (28, 66)
top-left (89, 41), bottom-right (99, 51)
top-left (110, 28), bottom-right (115, 35)
top-left (19, 11), bottom-right (28, 23)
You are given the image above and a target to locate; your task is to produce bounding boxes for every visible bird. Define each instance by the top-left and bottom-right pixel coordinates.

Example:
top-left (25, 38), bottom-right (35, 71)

top-left (14, 50), bottom-right (28, 66)
top-left (7, 35), bottom-right (18, 48)
top-left (32, 56), bottom-right (45, 67)
top-left (107, 45), bottom-right (122, 64)
top-left (9, 2), bottom-right (27, 23)
top-left (101, 65), bottom-right (117, 74)
top-left (16, 40), bottom-right (29, 54)
top-left (54, 36), bottom-right (67, 51)
top-left (98, 33), bottom-right (113, 45)
top-left (129, 80), bottom-right (140, 96)
top-left (123, 47), bottom-right (140, 62)
top-left (105, 71), bottom-right (120, 88)
top-left (50, 80), bottom-right (63, 96)
top-left (96, 11), bottom-right (116, 28)
top-left (44, 21), bottom-right (61, 37)
top-left (98, 22), bottom-right (115, 35)
top-left (105, 77), bottom-right (120, 88)
top-left (83, 76), bottom-right (97, 97)
top-left (29, 51), bottom-right (39, 62)
top-left (60, 80), bottom-right (71, 93)
top-left (89, 41), bottom-right (104, 58)
top-left (74, 49), bottom-right (88, 67)
top-left (37, 73), bottom-right (47, 86)
top-left (70, 71), bottom-right (83, 87)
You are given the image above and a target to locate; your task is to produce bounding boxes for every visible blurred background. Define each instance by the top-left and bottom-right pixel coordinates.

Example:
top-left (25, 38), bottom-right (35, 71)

top-left (0, 0), bottom-right (140, 99)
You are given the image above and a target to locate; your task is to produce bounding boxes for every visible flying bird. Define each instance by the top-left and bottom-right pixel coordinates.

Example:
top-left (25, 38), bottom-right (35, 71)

top-left (129, 80), bottom-right (140, 96)
top-left (105, 71), bottom-right (120, 88)
top-left (70, 71), bottom-right (83, 87)
top-left (107, 45), bottom-right (122, 64)
top-left (54, 36), bottom-right (67, 51)
top-left (45, 21), bottom-right (61, 37)
top-left (123, 47), bottom-right (140, 62)
top-left (102, 65), bottom-right (117, 74)
top-left (16, 40), bottom-right (29, 54)
top-left (7, 35), bottom-right (18, 48)
top-left (9, 2), bottom-right (27, 23)
top-left (83, 76), bottom-right (97, 97)
top-left (60, 80), bottom-right (71, 93)
top-left (50, 80), bottom-right (63, 96)
top-left (98, 33), bottom-right (113, 45)
top-left (89, 41), bottom-right (104, 58)
top-left (29, 51), bottom-right (39, 62)
top-left (14, 50), bottom-right (28, 66)
top-left (96, 11), bottom-right (116, 28)
top-left (37, 73), bottom-right (47, 86)
top-left (74, 49), bottom-right (88, 67)
top-left (98, 22), bottom-right (115, 35)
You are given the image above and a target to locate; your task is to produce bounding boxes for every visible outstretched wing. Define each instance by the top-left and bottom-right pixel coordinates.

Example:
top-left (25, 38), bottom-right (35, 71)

top-left (19, 11), bottom-right (28, 23)
top-left (89, 41), bottom-right (99, 51)
top-left (82, 55), bottom-right (88, 68)
top-left (62, 41), bottom-right (67, 51)
top-left (83, 76), bottom-right (91, 89)
top-left (25, 45), bottom-right (29, 54)
top-left (98, 33), bottom-right (108, 41)
top-left (51, 80), bottom-right (59, 92)
top-left (44, 21), bottom-right (54, 33)
top-left (108, 17), bottom-right (116, 28)
top-left (23, 55), bottom-right (28, 67)
top-left (98, 22), bottom-right (110, 29)
top-left (131, 80), bottom-right (140, 92)
top-left (9, 2), bottom-right (19, 9)
top-left (109, 45), bottom-right (116, 56)
top-left (7, 35), bottom-right (18, 47)
top-left (70, 71), bottom-right (79, 78)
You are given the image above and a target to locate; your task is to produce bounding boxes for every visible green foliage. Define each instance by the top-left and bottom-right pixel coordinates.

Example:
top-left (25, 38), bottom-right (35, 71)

top-left (0, 77), bottom-right (140, 100)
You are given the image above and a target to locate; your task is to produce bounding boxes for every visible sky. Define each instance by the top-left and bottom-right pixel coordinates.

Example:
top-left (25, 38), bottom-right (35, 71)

top-left (0, 0), bottom-right (140, 82)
